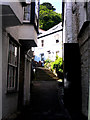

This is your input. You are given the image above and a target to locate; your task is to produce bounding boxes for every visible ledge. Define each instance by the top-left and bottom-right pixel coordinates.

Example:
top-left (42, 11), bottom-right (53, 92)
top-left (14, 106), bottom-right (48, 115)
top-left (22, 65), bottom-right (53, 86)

top-left (5, 89), bottom-right (18, 95)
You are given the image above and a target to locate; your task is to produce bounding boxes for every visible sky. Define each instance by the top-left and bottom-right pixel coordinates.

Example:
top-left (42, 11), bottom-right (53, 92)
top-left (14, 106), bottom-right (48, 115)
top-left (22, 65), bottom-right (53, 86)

top-left (40, 0), bottom-right (62, 13)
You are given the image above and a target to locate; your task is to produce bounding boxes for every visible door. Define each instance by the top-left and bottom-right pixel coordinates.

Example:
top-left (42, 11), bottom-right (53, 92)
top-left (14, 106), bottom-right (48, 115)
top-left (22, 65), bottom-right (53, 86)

top-left (64, 43), bottom-right (81, 119)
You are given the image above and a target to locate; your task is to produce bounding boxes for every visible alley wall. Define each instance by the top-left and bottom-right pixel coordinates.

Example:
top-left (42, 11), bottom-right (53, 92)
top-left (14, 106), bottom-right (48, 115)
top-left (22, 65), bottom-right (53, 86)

top-left (63, 2), bottom-right (90, 119)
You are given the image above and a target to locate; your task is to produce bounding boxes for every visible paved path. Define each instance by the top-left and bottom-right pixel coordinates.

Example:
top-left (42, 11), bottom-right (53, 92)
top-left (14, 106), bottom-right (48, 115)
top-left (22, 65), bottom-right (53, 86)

top-left (15, 67), bottom-right (71, 120)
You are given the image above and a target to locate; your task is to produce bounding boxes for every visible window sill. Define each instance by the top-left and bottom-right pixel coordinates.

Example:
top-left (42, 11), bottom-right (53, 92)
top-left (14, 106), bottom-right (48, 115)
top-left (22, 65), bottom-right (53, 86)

top-left (23, 20), bottom-right (30, 24)
top-left (6, 89), bottom-right (18, 95)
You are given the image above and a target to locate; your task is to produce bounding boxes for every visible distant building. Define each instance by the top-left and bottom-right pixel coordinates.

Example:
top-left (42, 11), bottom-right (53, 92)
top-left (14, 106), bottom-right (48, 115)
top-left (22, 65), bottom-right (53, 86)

top-left (0, 1), bottom-right (39, 119)
top-left (33, 22), bottom-right (62, 66)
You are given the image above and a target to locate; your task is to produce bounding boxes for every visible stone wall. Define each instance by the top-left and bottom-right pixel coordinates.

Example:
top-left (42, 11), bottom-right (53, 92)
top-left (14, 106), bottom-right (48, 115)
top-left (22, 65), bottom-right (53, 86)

top-left (63, 2), bottom-right (90, 119)
top-left (78, 23), bottom-right (90, 118)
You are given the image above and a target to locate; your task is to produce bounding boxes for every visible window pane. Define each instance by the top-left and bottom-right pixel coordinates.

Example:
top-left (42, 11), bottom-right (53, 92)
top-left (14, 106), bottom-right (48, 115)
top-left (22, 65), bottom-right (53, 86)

top-left (41, 40), bottom-right (44, 47)
top-left (14, 47), bottom-right (17, 66)
top-left (8, 66), bottom-right (13, 88)
top-left (8, 65), bottom-right (17, 89)
top-left (13, 68), bottom-right (17, 88)
top-left (9, 42), bottom-right (18, 66)
top-left (56, 40), bottom-right (59, 43)
top-left (10, 66), bottom-right (13, 87)
top-left (35, 0), bottom-right (38, 18)
top-left (7, 40), bottom-right (18, 90)
top-left (23, 5), bottom-right (31, 21)
top-left (7, 65), bottom-right (10, 88)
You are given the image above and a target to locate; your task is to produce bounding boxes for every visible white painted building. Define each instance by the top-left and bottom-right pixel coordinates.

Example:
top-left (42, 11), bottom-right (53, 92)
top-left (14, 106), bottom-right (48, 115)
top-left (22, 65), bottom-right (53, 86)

top-left (0, 1), bottom-right (39, 119)
top-left (33, 22), bottom-right (62, 64)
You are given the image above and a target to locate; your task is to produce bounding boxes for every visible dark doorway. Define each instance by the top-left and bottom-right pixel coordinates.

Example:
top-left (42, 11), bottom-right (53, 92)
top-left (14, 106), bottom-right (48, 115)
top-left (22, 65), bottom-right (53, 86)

top-left (64, 43), bottom-right (82, 120)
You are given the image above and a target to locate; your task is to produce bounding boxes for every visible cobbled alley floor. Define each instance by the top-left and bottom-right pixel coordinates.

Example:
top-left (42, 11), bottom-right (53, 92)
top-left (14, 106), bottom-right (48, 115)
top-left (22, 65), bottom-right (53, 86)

top-left (15, 67), bottom-right (71, 120)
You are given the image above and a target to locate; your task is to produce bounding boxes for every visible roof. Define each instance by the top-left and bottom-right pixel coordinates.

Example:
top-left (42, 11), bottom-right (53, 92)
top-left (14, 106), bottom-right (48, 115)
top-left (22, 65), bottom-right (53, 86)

top-left (38, 22), bottom-right (62, 39)
top-left (39, 29), bottom-right (46, 34)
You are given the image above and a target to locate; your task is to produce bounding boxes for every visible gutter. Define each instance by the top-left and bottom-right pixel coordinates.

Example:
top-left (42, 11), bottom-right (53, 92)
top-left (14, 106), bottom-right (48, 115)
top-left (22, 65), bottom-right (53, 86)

top-left (38, 29), bottom-right (63, 39)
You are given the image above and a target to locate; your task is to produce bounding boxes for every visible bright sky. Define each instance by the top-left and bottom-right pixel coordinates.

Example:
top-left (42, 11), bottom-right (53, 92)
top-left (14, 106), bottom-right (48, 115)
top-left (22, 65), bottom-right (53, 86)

top-left (40, 0), bottom-right (62, 13)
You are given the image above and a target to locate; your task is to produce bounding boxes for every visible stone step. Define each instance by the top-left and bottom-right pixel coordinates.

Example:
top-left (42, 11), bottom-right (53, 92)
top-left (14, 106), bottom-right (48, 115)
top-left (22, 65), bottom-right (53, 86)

top-left (35, 67), bottom-right (59, 81)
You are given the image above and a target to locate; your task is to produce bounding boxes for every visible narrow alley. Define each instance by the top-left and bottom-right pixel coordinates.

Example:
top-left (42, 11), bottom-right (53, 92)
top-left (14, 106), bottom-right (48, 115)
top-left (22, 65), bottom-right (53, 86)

top-left (15, 67), bottom-right (70, 120)
top-left (1, 1), bottom-right (90, 120)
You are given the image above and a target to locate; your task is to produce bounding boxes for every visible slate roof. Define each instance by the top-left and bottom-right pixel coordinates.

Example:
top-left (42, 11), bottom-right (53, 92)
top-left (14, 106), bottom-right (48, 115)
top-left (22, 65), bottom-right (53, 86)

top-left (38, 22), bottom-right (62, 38)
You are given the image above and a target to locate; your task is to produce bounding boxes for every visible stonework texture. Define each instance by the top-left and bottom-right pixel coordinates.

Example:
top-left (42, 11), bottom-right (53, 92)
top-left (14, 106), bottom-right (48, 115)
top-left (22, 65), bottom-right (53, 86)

top-left (63, 2), bottom-right (90, 118)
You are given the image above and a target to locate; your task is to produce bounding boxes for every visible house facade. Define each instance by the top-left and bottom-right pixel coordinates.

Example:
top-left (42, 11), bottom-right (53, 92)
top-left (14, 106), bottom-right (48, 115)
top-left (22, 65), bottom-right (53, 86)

top-left (33, 23), bottom-right (62, 66)
top-left (0, 0), bottom-right (39, 119)
top-left (62, 1), bottom-right (90, 120)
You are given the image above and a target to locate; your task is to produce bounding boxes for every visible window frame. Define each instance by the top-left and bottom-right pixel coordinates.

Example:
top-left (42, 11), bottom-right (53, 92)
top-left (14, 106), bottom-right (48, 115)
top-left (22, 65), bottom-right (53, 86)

top-left (41, 40), bottom-right (44, 47)
top-left (35, 0), bottom-right (39, 26)
top-left (56, 39), bottom-right (59, 43)
top-left (23, 4), bottom-right (31, 23)
top-left (7, 38), bottom-right (19, 92)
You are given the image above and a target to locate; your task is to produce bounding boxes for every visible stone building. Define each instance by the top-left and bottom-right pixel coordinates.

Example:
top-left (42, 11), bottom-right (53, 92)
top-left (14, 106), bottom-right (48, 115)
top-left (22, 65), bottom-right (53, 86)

top-left (62, 1), bottom-right (90, 120)
top-left (0, 0), bottom-right (39, 119)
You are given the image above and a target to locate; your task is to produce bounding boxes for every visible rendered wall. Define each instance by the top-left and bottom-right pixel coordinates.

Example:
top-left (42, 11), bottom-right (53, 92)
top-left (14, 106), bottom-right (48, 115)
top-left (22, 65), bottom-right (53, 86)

top-left (24, 55), bottom-right (31, 105)
top-left (2, 29), bottom-right (18, 119)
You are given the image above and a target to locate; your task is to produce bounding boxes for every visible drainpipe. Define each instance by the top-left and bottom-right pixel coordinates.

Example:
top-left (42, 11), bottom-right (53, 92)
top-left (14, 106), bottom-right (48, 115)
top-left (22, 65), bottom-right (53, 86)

top-left (18, 47), bottom-right (25, 110)
top-left (0, 5), bottom-right (2, 120)
top-left (66, 2), bottom-right (73, 43)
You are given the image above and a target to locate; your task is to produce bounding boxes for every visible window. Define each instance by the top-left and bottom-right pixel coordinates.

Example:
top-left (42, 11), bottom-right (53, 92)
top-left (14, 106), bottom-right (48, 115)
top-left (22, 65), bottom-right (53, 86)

top-left (47, 50), bottom-right (51, 54)
top-left (35, 0), bottom-right (39, 26)
top-left (41, 40), bottom-right (44, 47)
top-left (54, 34), bottom-right (59, 43)
top-left (56, 39), bottom-right (59, 43)
top-left (7, 40), bottom-right (18, 91)
top-left (23, 4), bottom-right (31, 22)
top-left (41, 53), bottom-right (44, 61)
top-left (35, 0), bottom-right (39, 18)
top-left (56, 51), bottom-right (59, 54)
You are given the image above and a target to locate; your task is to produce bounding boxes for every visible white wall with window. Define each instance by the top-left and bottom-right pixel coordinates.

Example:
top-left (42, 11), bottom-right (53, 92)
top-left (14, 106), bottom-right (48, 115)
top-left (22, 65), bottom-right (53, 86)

top-left (33, 23), bottom-right (62, 63)
top-left (23, 4), bottom-right (31, 22)
top-left (2, 30), bottom-right (20, 118)
top-left (7, 40), bottom-right (18, 91)
top-left (1, 0), bottom-right (39, 119)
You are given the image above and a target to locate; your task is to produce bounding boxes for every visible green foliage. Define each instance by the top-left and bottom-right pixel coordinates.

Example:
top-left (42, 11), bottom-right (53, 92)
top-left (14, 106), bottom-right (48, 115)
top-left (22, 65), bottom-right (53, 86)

top-left (44, 59), bottom-right (52, 68)
top-left (52, 57), bottom-right (63, 73)
top-left (41, 2), bottom-right (56, 11)
top-left (39, 2), bottom-right (62, 30)
top-left (45, 59), bottom-right (52, 63)
top-left (44, 56), bottom-right (63, 79)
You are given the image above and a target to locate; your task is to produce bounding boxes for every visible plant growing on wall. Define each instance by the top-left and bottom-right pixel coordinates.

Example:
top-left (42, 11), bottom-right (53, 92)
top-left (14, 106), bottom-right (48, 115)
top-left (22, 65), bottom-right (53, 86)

top-left (44, 56), bottom-right (63, 79)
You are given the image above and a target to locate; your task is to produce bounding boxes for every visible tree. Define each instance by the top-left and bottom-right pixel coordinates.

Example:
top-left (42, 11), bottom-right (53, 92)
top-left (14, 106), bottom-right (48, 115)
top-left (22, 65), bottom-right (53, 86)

top-left (41, 2), bottom-right (56, 11)
top-left (39, 2), bottom-right (62, 30)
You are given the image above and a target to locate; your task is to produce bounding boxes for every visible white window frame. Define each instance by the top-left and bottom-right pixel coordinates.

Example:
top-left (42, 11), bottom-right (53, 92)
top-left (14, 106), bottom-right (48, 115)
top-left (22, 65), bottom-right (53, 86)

top-left (7, 39), bottom-right (18, 91)
top-left (23, 4), bottom-right (31, 23)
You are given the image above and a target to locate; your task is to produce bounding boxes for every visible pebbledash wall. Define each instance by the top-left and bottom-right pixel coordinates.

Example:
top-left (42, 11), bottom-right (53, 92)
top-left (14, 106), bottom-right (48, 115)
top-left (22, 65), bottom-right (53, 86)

top-left (62, 2), bottom-right (90, 119)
